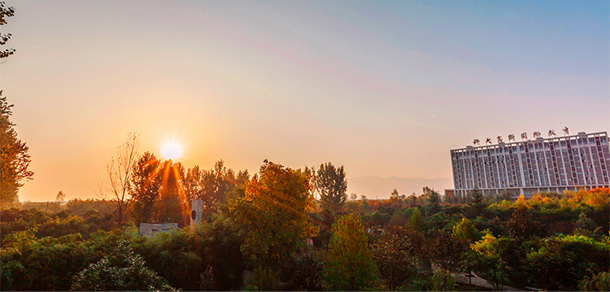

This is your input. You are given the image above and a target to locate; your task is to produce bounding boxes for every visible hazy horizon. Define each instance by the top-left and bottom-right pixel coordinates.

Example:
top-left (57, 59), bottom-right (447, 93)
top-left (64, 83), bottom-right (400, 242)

top-left (2, 0), bottom-right (608, 202)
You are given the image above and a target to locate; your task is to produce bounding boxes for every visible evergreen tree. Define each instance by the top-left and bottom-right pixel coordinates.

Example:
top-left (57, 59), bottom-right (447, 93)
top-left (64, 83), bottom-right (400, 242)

top-left (314, 162), bottom-right (347, 213)
top-left (406, 208), bottom-right (428, 233)
top-left (468, 188), bottom-right (486, 216)
top-left (424, 187), bottom-right (442, 216)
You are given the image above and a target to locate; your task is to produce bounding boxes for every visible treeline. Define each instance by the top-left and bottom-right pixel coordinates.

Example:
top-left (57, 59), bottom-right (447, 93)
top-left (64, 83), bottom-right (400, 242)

top-left (1, 160), bottom-right (609, 291)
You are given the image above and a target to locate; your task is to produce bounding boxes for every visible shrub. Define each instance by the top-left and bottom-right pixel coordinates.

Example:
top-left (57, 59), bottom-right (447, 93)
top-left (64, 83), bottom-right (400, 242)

top-left (70, 240), bottom-right (173, 291)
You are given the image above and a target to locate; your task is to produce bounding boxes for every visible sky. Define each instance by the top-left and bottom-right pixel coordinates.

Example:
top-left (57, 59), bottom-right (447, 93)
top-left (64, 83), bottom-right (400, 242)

top-left (2, 0), bottom-right (608, 202)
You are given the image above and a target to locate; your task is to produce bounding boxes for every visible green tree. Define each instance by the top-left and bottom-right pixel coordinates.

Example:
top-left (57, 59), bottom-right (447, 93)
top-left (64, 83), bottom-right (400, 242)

top-left (1, 91), bottom-right (33, 208)
top-left (314, 162), bottom-right (347, 213)
top-left (424, 186), bottom-right (442, 216)
top-left (406, 207), bottom-right (428, 233)
top-left (430, 269), bottom-right (456, 291)
top-left (230, 160), bottom-right (316, 268)
top-left (196, 216), bottom-right (245, 290)
top-left (468, 188), bottom-right (486, 217)
top-left (184, 160), bottom-right (249, 217)
top-left (526, 235), bottom-right (610, 290)
top-left (323, 213), bottom-right (381, 291)
top-left (452, 217), bottom-right (481, 244)
top-left (470, 234), bottom-right (511, 290)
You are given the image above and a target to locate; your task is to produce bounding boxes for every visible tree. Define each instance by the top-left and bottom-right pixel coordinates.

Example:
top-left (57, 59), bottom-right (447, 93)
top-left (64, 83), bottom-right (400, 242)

top-left (430, 269), bottom-right (456, 291)
top-left (506, 204), bottom-right (540, 241)
top-left (230, 160), bottom-right (317, 268)
top-left (390, 188), bottom-right (399, 199)
top-left (427, 229), bottom-right (467, 272)
top-left (314, 162), bottom-right (347, 213)
top-left (373, 226), bottom-right (424, 290)
top-left (0, 2), bottom-right (15, 59)
top-left (467, 188), bottom-right (486, 217)
top-left (323, 213), bottom-right (381, 291)
top-left (424, 186), bottom-right (441, 216)
top-left (129, 151), bottom-right (162, 225)
top-left (470, 234), bottom-right (511, 290)
top-left (406, 207), bottom-right (427, 233)
top-left (407, 193), bottom-right (417, 207)
top-left (452, 217), bottom-right (481, 244)
top-left (526, 235), bottom-right (610, 290)
top-left (55, 191), bottom-right (66, 202)
top-left (101, 133), bottom-right (139, 226)
top-left (184, 160), bottom-right (248, 217)
top-left (1, 91), bottom-right (33, 208)
top-left (156, 160), bottom-right (188, 226)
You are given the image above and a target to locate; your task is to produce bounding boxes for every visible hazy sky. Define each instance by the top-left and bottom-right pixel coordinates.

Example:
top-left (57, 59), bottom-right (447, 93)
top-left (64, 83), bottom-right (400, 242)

top-left (2, 0), bottom-right (608, 202)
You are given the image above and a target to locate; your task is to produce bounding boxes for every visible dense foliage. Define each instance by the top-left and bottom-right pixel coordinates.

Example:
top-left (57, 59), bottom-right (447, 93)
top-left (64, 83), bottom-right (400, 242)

top-left (2, 158), bottom-right (609, 291)
top-left (1, 90), bottom-right (33, 208)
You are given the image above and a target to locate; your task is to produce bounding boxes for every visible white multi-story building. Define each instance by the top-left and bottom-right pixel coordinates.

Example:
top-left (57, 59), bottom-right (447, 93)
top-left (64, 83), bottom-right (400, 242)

top-left (449, 131), bottom-right (610, 198)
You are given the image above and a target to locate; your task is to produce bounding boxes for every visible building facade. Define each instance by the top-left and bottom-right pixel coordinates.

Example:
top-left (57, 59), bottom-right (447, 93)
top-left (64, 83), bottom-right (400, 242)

top-left (450, 131), bottom-right (610, 198)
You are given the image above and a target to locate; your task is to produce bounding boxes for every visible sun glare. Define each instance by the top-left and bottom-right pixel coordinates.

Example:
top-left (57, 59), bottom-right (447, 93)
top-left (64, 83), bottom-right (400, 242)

top-left (160, 140), bottom-right (183, 160)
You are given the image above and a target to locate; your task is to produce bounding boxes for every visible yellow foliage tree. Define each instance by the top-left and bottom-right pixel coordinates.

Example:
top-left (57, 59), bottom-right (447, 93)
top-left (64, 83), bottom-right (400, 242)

top-left (323, 212), bottom-right (381, 290)
top-left (230, 160), bottom-right (317, 268)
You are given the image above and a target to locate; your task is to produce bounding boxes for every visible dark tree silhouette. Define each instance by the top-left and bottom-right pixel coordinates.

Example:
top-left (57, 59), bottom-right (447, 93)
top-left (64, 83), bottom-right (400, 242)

top-left (102, 133), bottom-right (139, 226)
top-left (0, 2), bottom-right (15, 59)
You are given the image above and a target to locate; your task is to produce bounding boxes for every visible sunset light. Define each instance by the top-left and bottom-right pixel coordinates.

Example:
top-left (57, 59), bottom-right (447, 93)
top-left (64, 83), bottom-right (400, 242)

top-left (160, 140), bottom-right (183, 160)
top-left (2, 1), bottom-right (608, 291)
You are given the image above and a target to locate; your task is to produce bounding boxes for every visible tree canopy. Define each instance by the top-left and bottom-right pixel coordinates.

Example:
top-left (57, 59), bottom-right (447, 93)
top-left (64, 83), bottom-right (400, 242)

top-left (0, 91), bottom-right (33, 208)
top-left (230, 160), bottom-right (317, 268)
top-left (314, 162), bottom-right (347, 213)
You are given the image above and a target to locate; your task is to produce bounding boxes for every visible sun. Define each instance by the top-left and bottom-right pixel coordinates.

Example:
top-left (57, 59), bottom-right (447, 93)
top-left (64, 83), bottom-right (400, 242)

top-left (160, 140), bottom-right (183, 160)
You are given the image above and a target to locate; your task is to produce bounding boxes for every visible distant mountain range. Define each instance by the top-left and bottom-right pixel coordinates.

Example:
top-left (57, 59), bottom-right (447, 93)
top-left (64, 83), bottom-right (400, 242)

top-left (347, 176), bottom-right (453, 199)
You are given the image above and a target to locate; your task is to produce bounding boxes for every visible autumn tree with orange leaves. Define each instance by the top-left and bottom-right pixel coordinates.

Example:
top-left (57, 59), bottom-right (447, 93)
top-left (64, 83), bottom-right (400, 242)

top-left (229, 160), bottom-right (317, 269)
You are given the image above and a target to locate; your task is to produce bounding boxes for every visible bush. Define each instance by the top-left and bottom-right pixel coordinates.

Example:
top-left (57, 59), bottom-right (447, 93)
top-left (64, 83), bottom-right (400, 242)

top-left (71, 240), bottom-right (173, 291)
